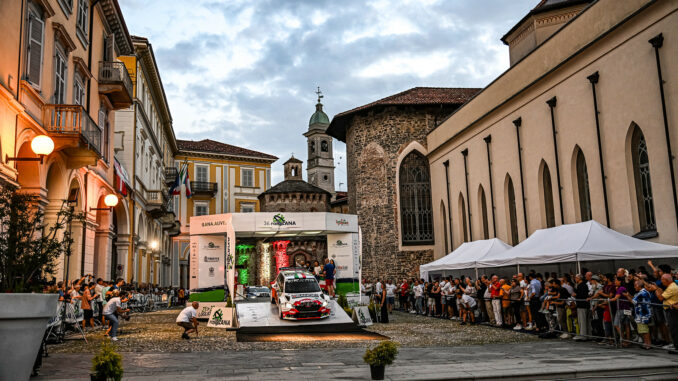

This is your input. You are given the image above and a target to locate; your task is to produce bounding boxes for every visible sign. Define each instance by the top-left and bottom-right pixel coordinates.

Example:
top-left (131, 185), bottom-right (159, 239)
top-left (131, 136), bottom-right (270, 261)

top-left (225, 222), bottom-right (236, 303)
top-left (196, 304), bottom-right (220, 320)
top-left (207, 306), bottom-right (234, 328)
top-left (196, 235), bottom-right (225, 289)
top-left (352, 306), bottom-right (373, 326)
top-left (327, 233), bottom-right (359, 280)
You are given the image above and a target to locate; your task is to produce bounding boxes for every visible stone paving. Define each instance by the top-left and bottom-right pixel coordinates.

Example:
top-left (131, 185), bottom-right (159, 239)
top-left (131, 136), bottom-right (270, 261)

top-left (33, 341), bottom-right (678, 380)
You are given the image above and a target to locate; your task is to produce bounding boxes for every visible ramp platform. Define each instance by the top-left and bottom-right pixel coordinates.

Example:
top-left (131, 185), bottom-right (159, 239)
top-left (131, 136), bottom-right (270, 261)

top-left (236, 300), bottom-right (360, 334)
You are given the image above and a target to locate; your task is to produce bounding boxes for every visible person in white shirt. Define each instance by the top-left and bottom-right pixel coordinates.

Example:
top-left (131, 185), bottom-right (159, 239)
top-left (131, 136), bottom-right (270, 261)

top-left (414, 280), bottom-right (424, 314)
top-left (102, 291), bottom-right (130, 341)
top-left (385, 280), bottom-right (397, 313)
top-left (441, 278), bottom-right (454, 318)
top-left (456, 291), bottom-right (477, 325)
top-left (176, 301), bottom-right (200, 339)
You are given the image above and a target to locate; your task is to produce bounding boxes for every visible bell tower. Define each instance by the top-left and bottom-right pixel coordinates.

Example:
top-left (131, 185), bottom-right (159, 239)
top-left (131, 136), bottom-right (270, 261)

top-left (304, 87), bottom-right (335, 197)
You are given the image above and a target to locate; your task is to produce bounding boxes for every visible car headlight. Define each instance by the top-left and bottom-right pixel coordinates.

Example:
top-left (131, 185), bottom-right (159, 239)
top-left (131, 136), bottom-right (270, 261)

top-left (321, 300), bottom-right (328, 307)
top-left (284, 302), bottom-right (292, 309)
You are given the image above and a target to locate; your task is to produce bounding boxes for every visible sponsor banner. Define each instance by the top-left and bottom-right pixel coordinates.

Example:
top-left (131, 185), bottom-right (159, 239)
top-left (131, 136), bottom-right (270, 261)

top-left (325, 213), bottom-right (358, 232)
top-left (192, 212), bottom-right (359, 235)
top-left (197, 235), bottom-right (225, 290)
top-left (352, 306), bottom-right (373, 326)
top-left (190, 214), bottom-right (233, 235)
top-left (207, 306), bottom-right (234, 328)
top-left (196, 303), bottom-right (225, 320)
top-left (225, 222), bottom-right (236, 303)
top-left (327, 233), bottom-right (359, 279)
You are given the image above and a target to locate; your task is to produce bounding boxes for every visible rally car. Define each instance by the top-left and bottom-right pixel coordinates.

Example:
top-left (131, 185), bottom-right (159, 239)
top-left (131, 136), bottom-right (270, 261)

top-left (271, 267), bottom-right (331, 320)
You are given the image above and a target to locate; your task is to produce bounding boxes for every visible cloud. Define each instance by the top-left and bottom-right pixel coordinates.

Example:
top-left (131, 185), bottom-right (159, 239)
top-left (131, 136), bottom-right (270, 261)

top-left (118, 0), bottom-right (535, 185)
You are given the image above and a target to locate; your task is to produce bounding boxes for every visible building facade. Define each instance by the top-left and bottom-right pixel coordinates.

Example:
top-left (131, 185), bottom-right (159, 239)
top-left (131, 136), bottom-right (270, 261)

top-left (0, 0), bottom-right (135, 282)
top-left (172, 139), bottom-right (277, 287)
top-left (113, 36), bottom-right (179, 287)
top-left (327, 87), bottom-right (479, 280)
top-left (427, 0), bottom-right (678, 259)
top-left (304, 96), bottom-right (335, 197)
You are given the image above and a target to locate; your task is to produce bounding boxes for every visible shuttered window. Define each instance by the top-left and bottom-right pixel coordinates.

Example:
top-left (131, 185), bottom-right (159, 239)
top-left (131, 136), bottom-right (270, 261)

top-left (76, 0), bottom-right (88, 36)
top-left (241, 168), bottom-right (254, 187)
top-left (196, 166), bottom-right (208, 182)
top-left (73, 73), bottom-right (85, 106)
top-left (53, 46), bottom-right (67, 104)
top-left (26, 12), bottom-right (44, 87)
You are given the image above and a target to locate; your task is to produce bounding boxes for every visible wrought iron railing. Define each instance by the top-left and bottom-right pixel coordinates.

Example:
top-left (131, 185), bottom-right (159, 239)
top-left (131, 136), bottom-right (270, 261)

top-left (190, 181), bottom-right (218, 195)
top-left (164, 167), bottom-right (178, 184)
top-left (43, 104), bottom-right (102, 156)
top-left (99, 61), bottom-right (133, 100)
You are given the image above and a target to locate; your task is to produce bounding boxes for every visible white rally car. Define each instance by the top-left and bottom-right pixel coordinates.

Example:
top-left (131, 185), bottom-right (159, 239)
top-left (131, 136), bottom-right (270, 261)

top-left (271, 268), bottom-right (331, 320)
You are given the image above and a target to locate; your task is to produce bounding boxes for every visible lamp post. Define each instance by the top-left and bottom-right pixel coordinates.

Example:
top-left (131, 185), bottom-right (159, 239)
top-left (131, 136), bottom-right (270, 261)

top-left (90, 193), bottom-right (119, 212)
top-left (5, 135), bottom-right (54, 164)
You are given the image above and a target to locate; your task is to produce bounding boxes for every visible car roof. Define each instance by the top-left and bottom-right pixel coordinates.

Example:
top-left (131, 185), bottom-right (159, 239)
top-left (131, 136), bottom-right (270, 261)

top-left (280, 269), bottom-right (314, 279)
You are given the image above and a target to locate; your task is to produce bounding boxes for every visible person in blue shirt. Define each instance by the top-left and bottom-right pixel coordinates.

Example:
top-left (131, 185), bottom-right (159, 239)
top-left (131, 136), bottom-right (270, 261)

top-left (323, 258), bottom-right (336, 298)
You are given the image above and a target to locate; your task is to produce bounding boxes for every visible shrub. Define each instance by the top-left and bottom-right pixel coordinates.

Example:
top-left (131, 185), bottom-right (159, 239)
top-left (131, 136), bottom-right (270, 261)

top-left (337, 294), bottom-right (349, 309)
top-left (363, 341), bottom-right (399, 366)
top-left (91, 342), bottom-right (123, 381)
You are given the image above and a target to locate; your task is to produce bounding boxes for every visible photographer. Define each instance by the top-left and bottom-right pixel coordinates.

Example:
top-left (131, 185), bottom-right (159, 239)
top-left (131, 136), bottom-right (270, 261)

top-left (102, 291), bottom-right (130, 342)
top-left (176, 301), bottom-right (200, 339)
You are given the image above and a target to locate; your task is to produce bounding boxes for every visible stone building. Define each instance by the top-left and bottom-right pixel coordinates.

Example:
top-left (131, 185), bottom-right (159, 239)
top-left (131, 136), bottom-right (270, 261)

top-left (326, 87), bottom-right (480, 280)
top-left (258, 156), bottom-right (331, 213)
top-left (304, 93), bottom-right (336, 197)
top-left (427, 0), bottom-right (678, 260)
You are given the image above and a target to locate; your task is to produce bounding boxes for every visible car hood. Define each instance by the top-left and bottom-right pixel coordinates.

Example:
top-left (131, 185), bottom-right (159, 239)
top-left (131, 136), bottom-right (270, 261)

top-left (288, 292), bottom-right (326, 302)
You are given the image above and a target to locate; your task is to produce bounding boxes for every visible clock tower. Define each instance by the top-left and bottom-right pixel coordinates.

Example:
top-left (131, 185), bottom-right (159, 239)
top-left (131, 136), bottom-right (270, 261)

top-left (304, 88), bottom-right (335, 197)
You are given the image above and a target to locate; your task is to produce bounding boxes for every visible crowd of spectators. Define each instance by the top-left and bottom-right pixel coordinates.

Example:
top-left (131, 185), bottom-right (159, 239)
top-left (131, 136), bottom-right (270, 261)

top-left (362, 260), bottom-right (678, 354)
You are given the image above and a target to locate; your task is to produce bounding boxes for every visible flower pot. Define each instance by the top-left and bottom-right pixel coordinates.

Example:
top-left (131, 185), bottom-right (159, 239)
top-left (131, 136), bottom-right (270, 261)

top-left (369, 364), bottom-right (385, 380)
top-left (0, 293), bottom-right (57, 381)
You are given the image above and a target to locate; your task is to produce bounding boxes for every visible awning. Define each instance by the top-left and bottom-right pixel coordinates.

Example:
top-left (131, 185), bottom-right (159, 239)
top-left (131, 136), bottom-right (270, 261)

top-left (114, 158), bottom-right (131, 196)
top-left (420, 238), bottom-right (512, 280)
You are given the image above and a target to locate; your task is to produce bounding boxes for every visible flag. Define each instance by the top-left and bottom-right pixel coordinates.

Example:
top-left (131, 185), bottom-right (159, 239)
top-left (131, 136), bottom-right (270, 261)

top-left (169, 165), bottom-right (182, 196)
top-left (183, 165), bottom-right (192, 199)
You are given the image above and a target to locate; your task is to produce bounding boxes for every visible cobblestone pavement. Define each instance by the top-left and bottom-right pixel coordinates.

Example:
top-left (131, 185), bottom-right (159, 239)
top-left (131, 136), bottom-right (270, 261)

top-left (47, 309), bottom-right (535, 353)
top-left (33, 341), bottom-right (678, 380)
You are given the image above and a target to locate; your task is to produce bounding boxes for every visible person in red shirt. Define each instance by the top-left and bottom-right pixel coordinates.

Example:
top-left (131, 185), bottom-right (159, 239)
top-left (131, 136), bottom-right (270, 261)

top-left (490, 275), bottom-right (503, 327)
top-left (399, 279), bottom-right (409, 311)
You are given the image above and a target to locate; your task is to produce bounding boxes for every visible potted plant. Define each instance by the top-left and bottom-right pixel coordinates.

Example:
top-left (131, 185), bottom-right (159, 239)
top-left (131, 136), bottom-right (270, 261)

top-left (91, 342), bottom-right (123, 381)
top-left (363, 341), bottom-right (398, 380)
top-left (0, 186), bottom-right (83, 381)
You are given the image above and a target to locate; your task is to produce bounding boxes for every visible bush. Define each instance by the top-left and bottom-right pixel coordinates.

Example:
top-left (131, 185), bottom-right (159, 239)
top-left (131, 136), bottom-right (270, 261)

top-left (91, 342), bottom-right (123, 381)
top-left (337, 294), bottom-right (349, 309)
top-left (363, 341), bottom-right (398, 366)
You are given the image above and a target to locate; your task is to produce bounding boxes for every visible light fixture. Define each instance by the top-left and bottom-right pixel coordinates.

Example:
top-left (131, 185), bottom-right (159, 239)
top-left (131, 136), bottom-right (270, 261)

top-left (6, 135), bottom-right (54, 164)
top-left (90, 193), bottom-right (119, 211)
top-left (150, 240), bottom-right (159, 250)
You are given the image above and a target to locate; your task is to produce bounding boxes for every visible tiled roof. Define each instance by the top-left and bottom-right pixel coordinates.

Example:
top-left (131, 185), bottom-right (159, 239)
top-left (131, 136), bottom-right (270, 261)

top-left (327, 87), bottom-right (480, 142)
top-left (176, 139), bottom-right (278, 160)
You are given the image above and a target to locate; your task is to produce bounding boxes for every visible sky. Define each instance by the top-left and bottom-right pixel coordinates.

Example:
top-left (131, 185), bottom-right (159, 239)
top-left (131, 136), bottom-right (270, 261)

top-left (118, 0), bottom-right (536, 188)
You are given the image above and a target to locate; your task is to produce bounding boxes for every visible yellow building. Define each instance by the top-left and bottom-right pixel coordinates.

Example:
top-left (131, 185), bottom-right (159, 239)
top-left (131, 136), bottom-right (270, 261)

top-left (0, 0), bottom-right (135, 282)
top-left (172, 139), bottom-right (277, 287)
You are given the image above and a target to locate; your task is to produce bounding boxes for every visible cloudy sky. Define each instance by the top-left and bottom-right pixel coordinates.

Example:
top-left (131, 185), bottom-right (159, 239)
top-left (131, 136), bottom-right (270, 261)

top-left (118, 0), bottom-right (535, 187)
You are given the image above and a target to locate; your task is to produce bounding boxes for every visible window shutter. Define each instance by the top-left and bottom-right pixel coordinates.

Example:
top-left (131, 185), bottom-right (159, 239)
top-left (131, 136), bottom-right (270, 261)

top-left (104, 34), bottom-right (115, 61)
top-left (27, 14), bottom-right (44, 86)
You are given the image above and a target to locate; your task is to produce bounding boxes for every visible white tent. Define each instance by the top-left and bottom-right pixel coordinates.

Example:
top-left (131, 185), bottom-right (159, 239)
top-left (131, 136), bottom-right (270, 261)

top-left (420, 238), bottom-right (512, 280)
top-left (477, 220), bottom-right (678, 269)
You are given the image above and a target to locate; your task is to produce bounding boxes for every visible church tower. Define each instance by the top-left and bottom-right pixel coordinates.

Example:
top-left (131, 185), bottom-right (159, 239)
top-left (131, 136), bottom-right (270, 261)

top-left (304, 88), bottom-right (335, 197)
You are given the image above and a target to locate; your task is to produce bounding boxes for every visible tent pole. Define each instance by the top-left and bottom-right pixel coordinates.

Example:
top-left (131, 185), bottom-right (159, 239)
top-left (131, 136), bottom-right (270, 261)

top-left (576, 254), bottom-right (581, 274)
top-left (475, 267), bottom-right (478, 280)
top-left (517, 264), bottom-right (520, 274)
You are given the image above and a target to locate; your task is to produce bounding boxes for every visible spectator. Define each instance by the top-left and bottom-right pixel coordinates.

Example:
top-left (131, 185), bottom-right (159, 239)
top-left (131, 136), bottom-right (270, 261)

top-left (323, 258), bottom-right (336, 297)
top-left (385, 279), bottom-right (396, 313)
top-left (509, 279), bottom-right (522, 329)
top-left (414, 279), bottom-right (424, 315)
top-left (399, 278), bottom-right (410, 312)
top-left (574, 274), bottom-right (591, 341)
top-left (490, 275), bottom-right (503, 327)
top-left (456, 291), bottom-right (477, 325)
top-left (176, 301), bottom-right (200, 339)
top-left (81, 282), bottom-right (99, 330)
top-left (632, 280), bottom-right (652, 350)
top-left (649, 274), bottom-right (678, 354)
top-left (379, 280), bottom-right (389, 324)
top-left (528, 273), bottom-right (542, 331)
top-left (610, 276), bottom-right (632, 347)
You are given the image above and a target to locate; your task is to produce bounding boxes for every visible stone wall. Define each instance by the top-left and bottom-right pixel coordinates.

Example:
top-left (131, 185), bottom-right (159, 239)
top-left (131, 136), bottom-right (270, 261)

top-left (345, 105), bottom-right (460, 280)
top-left (260, 193), bottom-right (330, 213)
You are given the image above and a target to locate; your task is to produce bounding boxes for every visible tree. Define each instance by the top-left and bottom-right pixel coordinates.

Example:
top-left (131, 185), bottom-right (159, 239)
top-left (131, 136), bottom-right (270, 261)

top-left (0, 185), bottom-right (84, 292)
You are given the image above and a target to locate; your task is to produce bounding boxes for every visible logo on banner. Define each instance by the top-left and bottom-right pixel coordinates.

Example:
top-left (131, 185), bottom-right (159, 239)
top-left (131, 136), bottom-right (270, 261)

top-left (265, 213), bottom-right (297, 227)
top-left (335, 218), bottom-right (349, 226)
top-left (332, 240), bottom-right (349, 248)
top-left (204, 256), bottom-right (220, 262)
top-left (202, 220), bottom-right (227, 227)
top-left (207, 307), bottom-right (232, 328)
top-left (197, 306), bottom-right (212, 319)
top-left (209, 266), bottom-right (215, 277)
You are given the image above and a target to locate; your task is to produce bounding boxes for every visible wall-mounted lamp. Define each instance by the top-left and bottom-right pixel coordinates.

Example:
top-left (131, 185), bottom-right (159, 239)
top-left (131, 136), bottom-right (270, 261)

top-left (5, 135), bottom-right (54, 164)
top-left (90, 194), bottom-right (119, 211)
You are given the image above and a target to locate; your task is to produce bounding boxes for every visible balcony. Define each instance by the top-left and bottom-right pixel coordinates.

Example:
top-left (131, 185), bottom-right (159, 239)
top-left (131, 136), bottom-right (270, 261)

top-left (146, 190), bottom-right (169, 218)
top-left (43, 104), bottom-right (102, 168)
top-left (98, 61), bottom-right (133, 110)
top-left (190, 181), bottom-right (218, 197)
top-left (164, 167), bottom-right (178, 185)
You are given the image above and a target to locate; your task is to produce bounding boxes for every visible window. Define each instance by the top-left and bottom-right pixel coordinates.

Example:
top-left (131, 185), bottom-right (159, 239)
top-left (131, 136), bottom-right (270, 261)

top-left (541, 162), bottom-right (556, 228)
top-left (98, 105), bottom-right (108, 161)
top-left (53, 44), bottom-right (67, 104)
top-left (196, 165), bottom-right (208, 182)
top-left (76, 0), bottom-right (88, 38)
top-left (631, 126), bottom-right (656, 232)
top-left (321, 140), bottom-right (329, 152)
top-left (399, 151), bottom-right (434, 245)
top-left (575, 148), bottom-right (592, 222)
top-left (441, 202), bottom-right (449, 253)
top-left (506, 175), bottom-right (519, 245)
top-left (479, 185), bottom-right (489, 239)
top-left (26, 9), bottom-right (44, 87)
top-left (57, 0), bottom-right (73, 15)
top-left (240, 203), bottom-right (255, 213)
top-left (459, 193), bottom-right (468, 243)
top-left (73, 73), bottom-right (85, 106)
top-left (195, 202), bottom-right (209, 217)
top-left (241, 168), bottom-right (254, 187)
top-left (310, 141), bottom-right (315, 154)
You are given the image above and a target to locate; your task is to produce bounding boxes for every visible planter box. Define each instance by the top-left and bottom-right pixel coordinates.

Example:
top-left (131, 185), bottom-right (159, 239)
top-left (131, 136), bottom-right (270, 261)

top-left (0, 294), bottom-right (57, 381)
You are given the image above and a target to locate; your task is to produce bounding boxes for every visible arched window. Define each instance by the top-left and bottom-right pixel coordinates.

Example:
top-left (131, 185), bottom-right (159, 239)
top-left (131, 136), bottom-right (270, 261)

top-left (631, 126), bottom-right (656, 232)
top-left (399, 151), bottom-right (434, 245)
top-left (479, 185), bottom-right (489, 239)
top-left (575, 148), bottom-right (592, 222)
top-left (506, 175), bottom-right (519, 245)
top-left (541, 162), bottom-right (556, 228)
top-left (440, 202), bottom-right (449, 253)
top-left (459, 193), bottom-right (468, 243)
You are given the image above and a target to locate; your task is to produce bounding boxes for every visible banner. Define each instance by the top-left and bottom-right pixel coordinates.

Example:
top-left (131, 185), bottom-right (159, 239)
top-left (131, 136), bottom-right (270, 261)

top-left (352, 306), bottom-right (373, 326)
top-left (207, 306), bottom-right (234, 328)
top-left (327, 233), bottom-right (359, 280)
top-left (196, 235), bottom-right (225, 290)
top-left (225, 221), bottom-right (236, 304)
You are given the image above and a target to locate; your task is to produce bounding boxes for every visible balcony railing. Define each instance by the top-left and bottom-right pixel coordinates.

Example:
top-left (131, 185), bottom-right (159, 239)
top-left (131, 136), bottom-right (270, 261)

top-left (190, 181), bottom-right (218, 196)
top-left (164, 167), bottom-right (178, 185)
top-left (99, 61), bottom-right (133, 100)
top-left (43, 104), bottom-right (102, 156)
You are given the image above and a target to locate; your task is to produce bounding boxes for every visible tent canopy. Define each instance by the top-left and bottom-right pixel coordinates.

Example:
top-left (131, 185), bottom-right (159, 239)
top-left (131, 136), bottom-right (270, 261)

top-left (477, 220), bottom-right (678, 268)
top-left (420, 238), bottom-right (512, 279)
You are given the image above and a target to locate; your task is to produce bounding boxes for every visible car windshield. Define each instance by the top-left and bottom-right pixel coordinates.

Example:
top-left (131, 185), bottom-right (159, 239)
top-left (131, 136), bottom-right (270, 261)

top-left (285, 278), bottom-right (321, 293)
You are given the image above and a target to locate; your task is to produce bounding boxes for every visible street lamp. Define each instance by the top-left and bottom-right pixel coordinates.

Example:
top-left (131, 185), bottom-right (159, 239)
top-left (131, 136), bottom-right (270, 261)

top-left (5, 135), bottom-right (54, 164)
top-left (90, 193), bottom-right (119, 211)
top-left (150, 240), bottom-right (158, 250)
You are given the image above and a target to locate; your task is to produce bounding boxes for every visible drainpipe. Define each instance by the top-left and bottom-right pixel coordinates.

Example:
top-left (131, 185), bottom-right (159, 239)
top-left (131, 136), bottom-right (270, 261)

top-left (513, 117), bottom-right (529, 237)
top-left (649, 33), bottom-right (678, 228)
top-left (81, 171), bottom-right (89, 276)
top-left (443, 160), bottom-right (453, 249)
top-left (483, 135), bottom-right (497, 237)
top-left (587, 72), bottom-right (610, 227)
top-left (546, 97), bottom-right (565, 225)
top-left (461, 149), bottom-right (472, 241)
top-left (13, 0), bottom-right (26, 173)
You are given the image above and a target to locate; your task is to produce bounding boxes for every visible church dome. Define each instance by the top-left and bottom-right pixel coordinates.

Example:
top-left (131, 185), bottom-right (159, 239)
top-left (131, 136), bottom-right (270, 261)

top-left (309, 102), bottom-right (330, 127)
